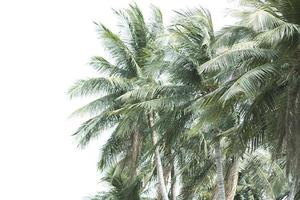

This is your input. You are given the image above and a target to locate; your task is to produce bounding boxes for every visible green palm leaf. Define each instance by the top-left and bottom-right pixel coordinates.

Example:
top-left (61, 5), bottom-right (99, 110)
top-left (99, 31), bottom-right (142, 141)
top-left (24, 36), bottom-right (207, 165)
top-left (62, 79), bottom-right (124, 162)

top-left (68, 77), bottom-right (132, 98)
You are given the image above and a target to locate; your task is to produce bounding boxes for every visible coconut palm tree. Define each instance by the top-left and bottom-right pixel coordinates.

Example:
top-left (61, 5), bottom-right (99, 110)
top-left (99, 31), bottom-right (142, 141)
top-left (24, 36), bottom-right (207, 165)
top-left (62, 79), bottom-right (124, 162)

top-left (69, 4), bottom-right (169, 199)
top-left (130, 7), bottom-right (247, 199)
top-left (164, 8), bottom-right (241, 200)
top-left (130, 7), bottom-right (243, 200)
top-left (197, 0), bottom-right (300, 198)
top-left (109, 7), bottom-right (219, 195)
top-left (69, 2), bottom-right (299, 199)
top-left (150, 5), bottom-right (290, 199)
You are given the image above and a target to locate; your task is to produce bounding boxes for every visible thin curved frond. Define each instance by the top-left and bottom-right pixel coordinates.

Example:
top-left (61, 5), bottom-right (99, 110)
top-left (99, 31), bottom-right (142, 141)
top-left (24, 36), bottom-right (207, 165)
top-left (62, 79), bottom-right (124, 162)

top-left (220, 63), bottom-right (279, 101)
top-left (68, 77), bottom-right (132, 99)
top-left (198, 48), bottom-right (278, 73)
top-left (73, 110), bottom-right (120, 148)
top-left (95, 23), bottom-right (142, 77)
top-left (70, 93), bottom-right (121, 117)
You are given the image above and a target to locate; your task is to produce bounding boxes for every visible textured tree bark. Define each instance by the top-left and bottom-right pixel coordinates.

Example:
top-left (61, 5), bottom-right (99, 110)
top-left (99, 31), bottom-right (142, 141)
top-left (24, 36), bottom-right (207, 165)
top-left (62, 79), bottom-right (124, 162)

top-left (287, 177), bottom-right (300, 200)
top-left (225, 157), bottom-right (239, 200)
top-left (287, 178), bottom-right (296, 200)
top-left (215, 139), bottom-right (226, 200)
top-left (293, 85), bottom-right (300, 200)
top-left (212, 185), bottom-right (218, 200)
top-left (163, 149), bottom-right (173, 185)
top-left (148, 112), bottom-right (169, 200)
top-left (158, 151), bottom-right (172, 200)
top-left (129, 128), bottom-right (143, 182)
top-left (286, 85), bottom-right (300, 200)
top-left (170, 159), bottom-right (177, 200)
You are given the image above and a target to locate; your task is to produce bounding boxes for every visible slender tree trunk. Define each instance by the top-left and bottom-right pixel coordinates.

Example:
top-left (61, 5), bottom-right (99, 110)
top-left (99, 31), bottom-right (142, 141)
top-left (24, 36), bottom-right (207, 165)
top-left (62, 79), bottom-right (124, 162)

top-left (212, 185), bottom-right (218, 200)
top-left (158, 150), bottom-right (172, 200)
top-left (288, 176), bottom-right (300, 200)
top-left (129, 128), bottom-right (143, 182)
top-left (215, 138), bottom-right (226, 200)
top-left (293, 86), bottom-right (300, 200)
top-left (286, 85), bottom-right (300, 200)
top-left (148, 112), bottom-right (169, 200)
top-left (225, 157), bottom-right (239, 200)
top-left (287, 178), bottom-right (296, 200)
top-left (157, 164), bottom-right (171, 200)
top-left (170, 159), bottom-right (177, 200)
top-left (163, 149), bottom-right (172, 185)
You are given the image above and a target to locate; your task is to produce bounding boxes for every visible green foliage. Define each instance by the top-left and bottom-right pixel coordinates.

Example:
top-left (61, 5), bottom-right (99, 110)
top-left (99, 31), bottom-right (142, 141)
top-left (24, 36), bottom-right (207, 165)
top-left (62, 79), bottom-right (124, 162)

top-left (69, 1), bottom-right (300, 199)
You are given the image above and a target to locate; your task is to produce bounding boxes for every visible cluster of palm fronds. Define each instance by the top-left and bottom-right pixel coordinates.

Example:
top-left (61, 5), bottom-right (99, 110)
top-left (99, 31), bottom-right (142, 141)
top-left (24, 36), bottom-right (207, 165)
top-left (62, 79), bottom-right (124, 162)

top-left (69, 1), bottom-right (300, 199)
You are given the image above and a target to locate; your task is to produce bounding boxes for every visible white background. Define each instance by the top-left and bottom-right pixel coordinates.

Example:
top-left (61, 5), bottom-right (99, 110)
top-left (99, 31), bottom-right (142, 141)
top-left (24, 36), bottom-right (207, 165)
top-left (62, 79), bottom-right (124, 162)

top-left (0, 0), bottom-right (235, 199)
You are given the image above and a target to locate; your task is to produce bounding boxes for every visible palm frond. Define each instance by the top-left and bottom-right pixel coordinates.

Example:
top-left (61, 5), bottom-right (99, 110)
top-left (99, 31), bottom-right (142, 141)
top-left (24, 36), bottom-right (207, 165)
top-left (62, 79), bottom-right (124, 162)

top-left (213, 26), bottom-right (256, 51)
top-left (220, 63), bottom-right (279, 101)
top-left (89, 56), bottom-right (130, 77)
top-left (255, 23), bottom-right (300, 49)
top-left (148, 5), bottom-right (164, 39)
top-left (198, 48), bottom-right (278, 73)
top-left (234, 7), bottom-right (284, 32)
top-left (73, 110), bottom-right (120, 148)
top-left (68, 77), bottom-right (132, 99)
top-left (70, 93), bottom-right (121, 117)
top-left (117, 84), bottom-right (194, 103)
top-left (95, 23), bottom-right (142, 77)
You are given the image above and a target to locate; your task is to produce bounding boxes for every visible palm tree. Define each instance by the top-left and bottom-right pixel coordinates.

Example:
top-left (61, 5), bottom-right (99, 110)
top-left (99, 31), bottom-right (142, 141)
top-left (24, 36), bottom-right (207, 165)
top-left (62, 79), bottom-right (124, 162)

top-left (197, 0), bottom-right (300, 197)
top-left (110, 8), bottom-right (222, 195)
top-left (239, 1), bottom-right (300, 198)
top-left (137, 7), bottom-right (248, 199)
top-left (68, 2), bottom-right (299, 199)
top-left (164, 7), bottom-right (241, 200)
top-left (69, 4), bottom-right (169, 199)
top-left (132, 7), bottom-right (242, 199)
top-left (158, 5), bottom-right (287, 199)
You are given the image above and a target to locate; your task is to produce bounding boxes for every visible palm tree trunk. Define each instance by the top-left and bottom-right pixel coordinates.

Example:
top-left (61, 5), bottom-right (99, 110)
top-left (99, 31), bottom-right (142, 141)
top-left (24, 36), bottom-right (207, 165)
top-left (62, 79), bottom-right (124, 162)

top-left (287, 177), bottom-right (300, 200)
top-left (293, 85), bottom-right (300, 200)
top-left (157, 164), bottom-right (171, 200)
top-left (170, 160), bottom-right (177, 200)
top-left (287, 178), bottom-right (296, 200)
top-left (148, 112), bottom-right (169, 200)
top-left (286, 85), bottom-right (300, 200)
top-left (215, 138), bottom-right (226, 200)
top-left (158, 150), bottom-right (172, 200)
top-left (212, 185), bottom-right (218, 200)
top-left (225, 157), bottom-right (239, 200)
top-left (129, 128), bottom-right (143, 182)
top-left (212, 157), bottom-right (239, 200)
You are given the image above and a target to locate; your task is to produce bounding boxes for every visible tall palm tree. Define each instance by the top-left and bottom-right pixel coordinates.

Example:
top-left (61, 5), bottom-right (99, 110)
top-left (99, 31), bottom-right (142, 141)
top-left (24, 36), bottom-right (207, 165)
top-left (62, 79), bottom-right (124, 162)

top-left (68, 2), bottom-right (299, 199)
top-left (197, 0), bottom-right (300, 198)
top-left (165, 8), bottom-right (241, 200)
top-left (69, 4), bottom-right (169, 199)
top-left (132, 7), bottom-right (243, 199)
top-left (157, 5), bottom-right (284, 199)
